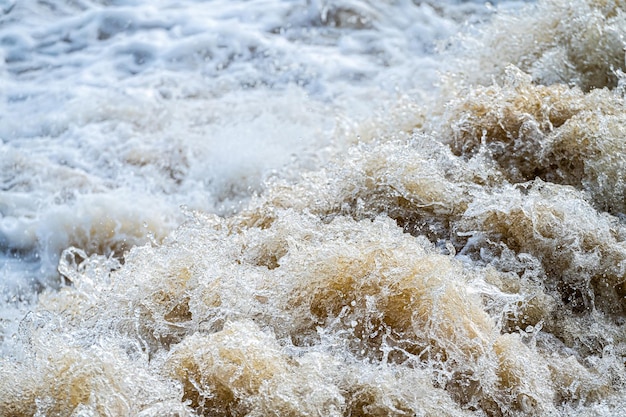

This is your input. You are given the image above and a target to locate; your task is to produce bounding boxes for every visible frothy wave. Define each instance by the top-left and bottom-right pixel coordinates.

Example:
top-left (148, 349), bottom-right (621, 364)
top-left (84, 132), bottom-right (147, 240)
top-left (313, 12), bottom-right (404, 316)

top-left (3, 0), bottom-right (626, 416)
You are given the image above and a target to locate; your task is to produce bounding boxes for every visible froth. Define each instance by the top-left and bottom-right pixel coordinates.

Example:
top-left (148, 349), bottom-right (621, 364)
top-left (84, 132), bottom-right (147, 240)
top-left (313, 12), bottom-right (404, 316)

top-left (0, 212), bottom-right (549, 415)
top-left (3, 190), bottom-right (623, 416)
top-left (440, 67), bottom-right (626, 216)
top-left (4, 0), bottom-right (626, 416)
top-left (452, 0), bottom-right (626, 91)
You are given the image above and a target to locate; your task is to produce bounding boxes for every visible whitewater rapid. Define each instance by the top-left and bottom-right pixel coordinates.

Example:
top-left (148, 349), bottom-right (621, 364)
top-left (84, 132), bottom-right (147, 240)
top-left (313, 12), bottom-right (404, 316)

top-left (3, 0), bottom-right (626, 416)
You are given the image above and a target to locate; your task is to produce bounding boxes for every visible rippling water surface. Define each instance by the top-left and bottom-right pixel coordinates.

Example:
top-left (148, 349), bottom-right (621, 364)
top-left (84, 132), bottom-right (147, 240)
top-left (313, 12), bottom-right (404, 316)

top-left (2, 0), bottom-right (626, 416)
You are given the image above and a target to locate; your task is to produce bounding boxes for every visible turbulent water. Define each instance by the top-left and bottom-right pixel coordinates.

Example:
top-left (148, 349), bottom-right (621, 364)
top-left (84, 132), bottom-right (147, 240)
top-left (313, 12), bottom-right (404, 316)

top-left (3, 0), bottom-right (626, 415)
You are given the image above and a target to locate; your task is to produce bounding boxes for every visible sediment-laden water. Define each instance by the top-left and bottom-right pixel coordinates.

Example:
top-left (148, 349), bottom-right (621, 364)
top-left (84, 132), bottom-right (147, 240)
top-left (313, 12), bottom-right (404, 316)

top-left (2, 0), bottom-right (626, 416)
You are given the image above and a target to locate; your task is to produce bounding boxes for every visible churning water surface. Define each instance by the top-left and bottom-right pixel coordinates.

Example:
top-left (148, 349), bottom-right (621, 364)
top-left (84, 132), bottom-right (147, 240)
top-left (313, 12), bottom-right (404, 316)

top-left (2, 0), bottom-right (626, 416)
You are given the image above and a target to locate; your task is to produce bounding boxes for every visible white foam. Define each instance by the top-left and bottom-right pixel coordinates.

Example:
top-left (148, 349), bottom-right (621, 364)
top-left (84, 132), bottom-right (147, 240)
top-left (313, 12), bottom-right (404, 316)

top-left (17, 2), bottom-right (626, 417)
top-left (0, 0), bottom-right (487, 293)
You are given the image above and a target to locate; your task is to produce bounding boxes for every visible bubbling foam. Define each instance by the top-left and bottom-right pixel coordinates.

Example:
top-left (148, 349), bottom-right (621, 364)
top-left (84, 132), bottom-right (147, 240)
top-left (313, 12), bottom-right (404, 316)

top-left (4, 1), bottom-right (626, 416)
top-left (439, 67), bottom-right (626, 216)
top-left (452, 0), bottom-right (626, 91)
top-left (3, 169), bottom-right (625, 416)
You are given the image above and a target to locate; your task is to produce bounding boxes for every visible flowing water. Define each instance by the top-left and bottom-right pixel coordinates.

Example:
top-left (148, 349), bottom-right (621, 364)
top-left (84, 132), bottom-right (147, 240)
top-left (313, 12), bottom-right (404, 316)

top-left (2, 0), bottom-right (626, 416)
